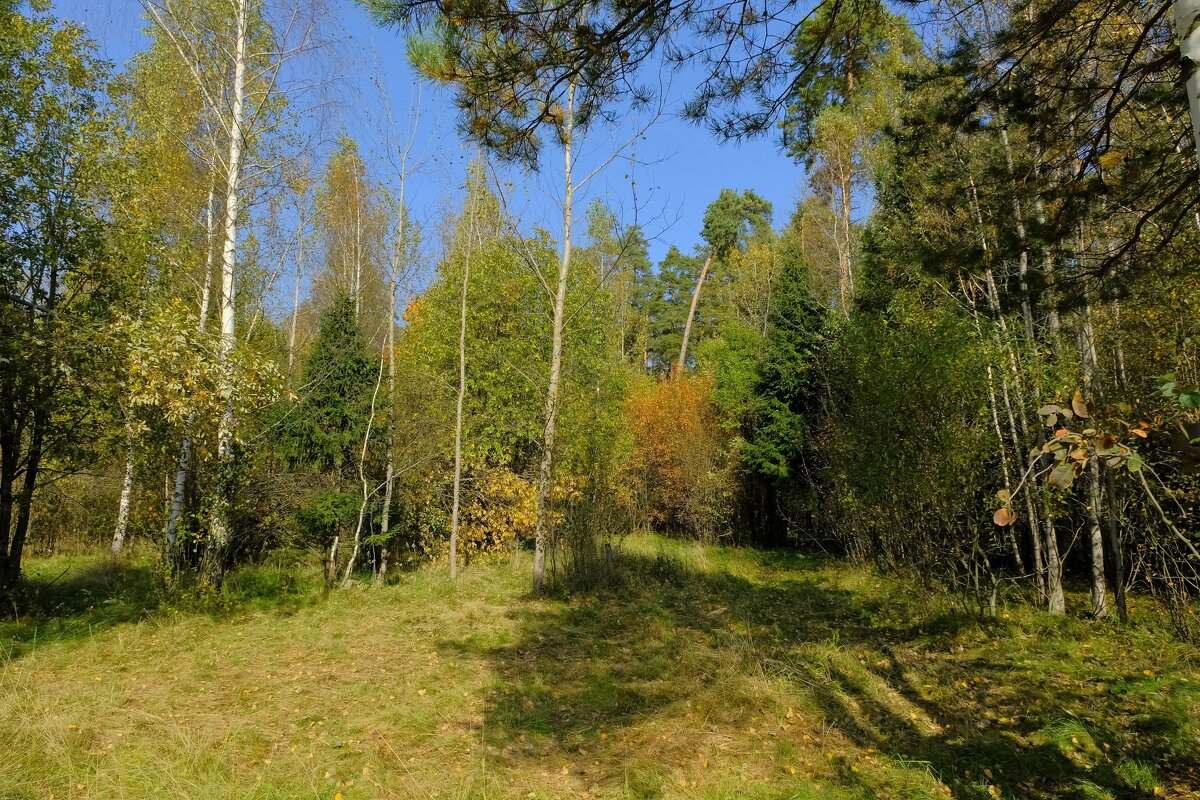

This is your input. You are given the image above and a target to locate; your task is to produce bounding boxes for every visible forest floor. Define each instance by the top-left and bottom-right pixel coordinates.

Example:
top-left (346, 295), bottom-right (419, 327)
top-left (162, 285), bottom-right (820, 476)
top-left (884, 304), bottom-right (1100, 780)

top-left (2, 536), bottom-right (1199, 800)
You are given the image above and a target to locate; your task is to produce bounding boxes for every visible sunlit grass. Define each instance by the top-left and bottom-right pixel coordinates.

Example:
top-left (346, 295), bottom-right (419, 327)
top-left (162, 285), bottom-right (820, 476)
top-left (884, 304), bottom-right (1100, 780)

top-left (2, 535), bottom-right (1197, 799)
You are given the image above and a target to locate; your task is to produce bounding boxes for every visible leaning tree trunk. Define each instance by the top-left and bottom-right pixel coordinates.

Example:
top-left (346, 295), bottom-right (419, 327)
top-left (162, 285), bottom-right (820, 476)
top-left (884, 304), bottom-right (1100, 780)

top-left (341, 356), bottom-right (386, 587)
top-left (676, 254), bottom-right (712, 374)
top-left (204, 0), bottom-right (248, 588)
top-left (288, 206), bottom-right (305, 375)
top-left (532, 81), bottom-right (576, 594)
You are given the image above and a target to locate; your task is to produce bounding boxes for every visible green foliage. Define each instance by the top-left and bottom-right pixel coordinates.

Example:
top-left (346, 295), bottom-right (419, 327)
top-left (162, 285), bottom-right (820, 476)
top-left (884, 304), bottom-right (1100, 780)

top-left (293, 489), bottom-right (359, 550)
top-left (0, 1), bottom-right (130, 589)
top-left (701, 188), bottom-right (773, 256)
top-left (276, 292), bottom-right (377, 475)
top-left (634, 245), bottom-right (701, 373)
top-left (742, 254), bottom-right (826, 482)
top-left (782, 0), bottom-right (919, 166)
top-left (817, 262), bottom-right (994, 572)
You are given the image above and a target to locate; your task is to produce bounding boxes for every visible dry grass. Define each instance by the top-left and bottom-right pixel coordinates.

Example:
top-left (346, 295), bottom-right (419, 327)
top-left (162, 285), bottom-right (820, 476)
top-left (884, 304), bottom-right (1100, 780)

top-left (2, 537), bottom-right (1199, 799)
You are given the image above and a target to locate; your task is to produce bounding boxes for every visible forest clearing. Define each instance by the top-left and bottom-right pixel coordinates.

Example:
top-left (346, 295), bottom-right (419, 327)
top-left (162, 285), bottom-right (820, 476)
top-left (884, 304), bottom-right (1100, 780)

top-left (4, 536), bottom-right (1199, 800)
top-left (5, 0), bottom-right (1200, 795)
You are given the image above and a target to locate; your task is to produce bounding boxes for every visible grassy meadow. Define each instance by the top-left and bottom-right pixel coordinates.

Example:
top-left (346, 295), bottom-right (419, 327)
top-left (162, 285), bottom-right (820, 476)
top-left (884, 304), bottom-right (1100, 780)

top-left (2, 537), bottom-right (1199, 800)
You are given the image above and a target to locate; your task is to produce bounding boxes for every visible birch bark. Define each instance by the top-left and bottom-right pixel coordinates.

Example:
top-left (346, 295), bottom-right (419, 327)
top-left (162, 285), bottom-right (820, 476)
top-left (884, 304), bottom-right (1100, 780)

top-left (532, 81), bottom-right (576, 593)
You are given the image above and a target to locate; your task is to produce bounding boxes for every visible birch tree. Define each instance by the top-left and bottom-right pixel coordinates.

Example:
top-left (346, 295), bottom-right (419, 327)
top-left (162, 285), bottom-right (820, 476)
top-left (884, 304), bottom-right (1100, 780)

top-left (142, 0), bottom-right (323, 584)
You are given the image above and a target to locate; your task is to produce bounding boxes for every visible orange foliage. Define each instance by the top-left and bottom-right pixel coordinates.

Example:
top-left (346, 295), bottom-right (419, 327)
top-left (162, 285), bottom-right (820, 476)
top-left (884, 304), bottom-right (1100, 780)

top-left (627, 375), bottom-right (724, 533)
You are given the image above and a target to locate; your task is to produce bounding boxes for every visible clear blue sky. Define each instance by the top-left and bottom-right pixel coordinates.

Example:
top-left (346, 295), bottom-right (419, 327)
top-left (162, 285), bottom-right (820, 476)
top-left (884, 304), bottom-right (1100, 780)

top-left (57, 0), bottom-right (806, 268)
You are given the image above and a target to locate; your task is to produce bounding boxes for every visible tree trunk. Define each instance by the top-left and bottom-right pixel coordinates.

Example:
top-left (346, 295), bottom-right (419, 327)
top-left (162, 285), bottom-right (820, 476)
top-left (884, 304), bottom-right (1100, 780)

top-left (1176, 0), bottom-right (1200, 168)
top-left (341, 356), bottom-right (386, 587)
top-left (165, 186), bottom-right (217, 558)
top-left (966, 285), bottom-right (1024, 570)
top-left (1104, 467), bottom-right (1128, 622)
top-left (204, 0), bottom-right (248, 588)
top-left (1078, 301), bottom-right (1108, 618)
top-left (0, 425), bottom-right (17, 589)
top-left (676, 254), bottom-right (711, 373)
top-left (378, 225), bottom-right (399, 583)
top-left (353, 167), bottom-right (364, 320)
top-left (999, 120), bottom-right (1065, 613)
top-left (288, 208), bottom-right (304, 374)
top-left (6, 419), bottom-right (46, 591)
top-left (532, 81), bottom-right (576, 594)
top-left (837, 164), bottom-right (853, 317)
top-left (448, 192), bottom-right (480, 582)
top-left (449, 209), bottom-right (473, 582)
top-left (111, 421), bottom-right (136, 556)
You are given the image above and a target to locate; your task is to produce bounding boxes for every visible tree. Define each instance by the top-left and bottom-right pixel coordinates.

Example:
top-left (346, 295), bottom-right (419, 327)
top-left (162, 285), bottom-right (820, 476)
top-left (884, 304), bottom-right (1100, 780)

top-left (0, 2), bottom-right (125, 592)
top-left (311, 134), bottom-right (390, 333)
top-left (278, 293), bottom-right (376, 476)
top-left (142, 0), bottom-right (321, 584)
top-left (678, 189), bottom-right (772, 371)
top-left (781, 0), bottom-right (917, 316)
top-left (743, 252), bottom-right (825, 482)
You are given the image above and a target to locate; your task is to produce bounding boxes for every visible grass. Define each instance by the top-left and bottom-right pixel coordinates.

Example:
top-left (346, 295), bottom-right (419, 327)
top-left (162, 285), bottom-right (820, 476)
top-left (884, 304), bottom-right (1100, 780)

top-left (1, 535), bottom-right (1198, 799)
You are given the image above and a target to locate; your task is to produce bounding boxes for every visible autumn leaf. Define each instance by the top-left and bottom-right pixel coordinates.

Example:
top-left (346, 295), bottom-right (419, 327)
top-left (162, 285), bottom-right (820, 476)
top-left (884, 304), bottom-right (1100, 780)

top-left (994, 507), bottom-right (1016, 527)
top-left (1072, 391), bottom-right (1090, 419)
top-left (1049, 463), bottom-right (1075, 489)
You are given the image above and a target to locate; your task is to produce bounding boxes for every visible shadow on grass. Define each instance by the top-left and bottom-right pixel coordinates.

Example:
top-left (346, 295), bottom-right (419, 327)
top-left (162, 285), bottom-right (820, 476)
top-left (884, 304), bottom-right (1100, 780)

top-left (1, 552), bottom-right (328, 660)
top-left (441, 547), bottom-right (1196, 800)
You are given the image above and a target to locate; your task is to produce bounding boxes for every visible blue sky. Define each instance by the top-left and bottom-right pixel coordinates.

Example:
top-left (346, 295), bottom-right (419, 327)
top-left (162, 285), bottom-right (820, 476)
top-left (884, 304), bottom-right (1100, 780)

top-left (57, 0), bottom-right (806, 269)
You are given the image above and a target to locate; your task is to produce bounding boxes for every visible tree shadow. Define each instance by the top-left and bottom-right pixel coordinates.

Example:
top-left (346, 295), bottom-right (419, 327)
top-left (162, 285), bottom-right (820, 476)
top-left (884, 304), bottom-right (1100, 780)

top-left (1, 553), bottom-right (327, 660)
top-left (440, 547), bottom-right (1196, 799)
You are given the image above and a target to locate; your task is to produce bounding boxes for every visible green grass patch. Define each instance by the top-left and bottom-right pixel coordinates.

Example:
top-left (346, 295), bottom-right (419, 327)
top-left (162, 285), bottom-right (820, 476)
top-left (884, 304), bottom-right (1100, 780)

top-left (2, 535), bottom-right (1198, 799)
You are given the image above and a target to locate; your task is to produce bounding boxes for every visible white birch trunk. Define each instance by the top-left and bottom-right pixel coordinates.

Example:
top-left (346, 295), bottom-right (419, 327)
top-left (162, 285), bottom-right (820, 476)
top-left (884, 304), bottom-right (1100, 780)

top-left (1176, 0), bottom-right (1200, 168)
top-left (111, 423), bottom-right (135, 556)
top-left (288, 206), bottom-right (305, 374)
top-left (378, 210), bottom-right (400, 582)
top-left (205, 0), bottom-right (248, 586)
top-left (354, 167), bottom-right (363, 320)
top-left (999, 120), bottom-right (1065, 613)
top-left (532, 82), bottom-right (576, 594)
top-left (342, 356), bottom-right (386, 587)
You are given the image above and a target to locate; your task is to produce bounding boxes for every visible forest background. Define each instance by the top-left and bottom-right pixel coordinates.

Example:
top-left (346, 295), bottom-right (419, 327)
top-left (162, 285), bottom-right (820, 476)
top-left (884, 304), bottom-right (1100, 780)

top-left (2, 0), bottom-right (1200, 639)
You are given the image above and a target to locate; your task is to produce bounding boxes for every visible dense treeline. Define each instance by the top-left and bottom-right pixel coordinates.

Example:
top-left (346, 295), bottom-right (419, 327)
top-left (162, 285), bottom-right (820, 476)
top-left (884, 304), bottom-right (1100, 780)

top-left (2, 0), bottom-right (1198, 641)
